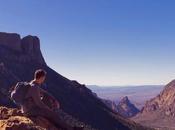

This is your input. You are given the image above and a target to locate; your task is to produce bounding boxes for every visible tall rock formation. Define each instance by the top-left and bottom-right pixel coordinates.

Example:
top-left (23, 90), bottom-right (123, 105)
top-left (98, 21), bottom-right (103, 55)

top-left (116, 96), bottom-right (140, 118)
top-left (102, 97), bottom-right (140, 118)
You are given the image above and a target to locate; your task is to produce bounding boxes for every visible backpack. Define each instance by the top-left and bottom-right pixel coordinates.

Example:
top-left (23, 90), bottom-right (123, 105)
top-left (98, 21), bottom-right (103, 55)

top-left (10, 82), bottom-right (31, 105)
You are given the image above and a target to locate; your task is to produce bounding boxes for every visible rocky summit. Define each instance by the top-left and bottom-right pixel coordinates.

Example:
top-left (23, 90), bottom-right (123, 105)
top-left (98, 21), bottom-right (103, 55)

top-left (116, 96), bottom-right (140, 118)
top-left (102, 97), bottom-right (140, 118)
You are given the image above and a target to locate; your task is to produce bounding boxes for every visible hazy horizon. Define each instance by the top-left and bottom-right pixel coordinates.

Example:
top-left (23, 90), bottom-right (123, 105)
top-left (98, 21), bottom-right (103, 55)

top-left (1, 0), bottom-right (175, 86)
top-left (87, 84), bottom-right (164, 88)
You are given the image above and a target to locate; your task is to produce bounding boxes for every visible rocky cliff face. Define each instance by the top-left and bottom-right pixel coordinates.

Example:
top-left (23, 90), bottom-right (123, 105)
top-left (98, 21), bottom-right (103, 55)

top-left (21, 35), bottom-right (45, 64)
top-left (132, 80), bottom-right (175, 129)
top-left (142, 80), bottom-right (175, 115)
top-left (0, 32), bottom-right (45, 65)
top-left (0, 32), bottom-right (153, 130)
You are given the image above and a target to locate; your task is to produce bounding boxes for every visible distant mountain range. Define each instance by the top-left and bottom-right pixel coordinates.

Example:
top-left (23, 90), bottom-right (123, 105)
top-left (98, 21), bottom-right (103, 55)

top-left (87, 85), bottom-right (164, 109)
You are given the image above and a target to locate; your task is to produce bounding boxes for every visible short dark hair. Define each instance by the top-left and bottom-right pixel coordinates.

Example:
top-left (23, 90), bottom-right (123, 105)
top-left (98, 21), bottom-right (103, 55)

top-left (34, 69), bottom-right (47, 79)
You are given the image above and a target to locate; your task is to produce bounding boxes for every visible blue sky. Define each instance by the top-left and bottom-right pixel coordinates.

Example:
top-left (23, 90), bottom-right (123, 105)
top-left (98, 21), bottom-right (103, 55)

top-left (0, 0), bottom-right (175, 86)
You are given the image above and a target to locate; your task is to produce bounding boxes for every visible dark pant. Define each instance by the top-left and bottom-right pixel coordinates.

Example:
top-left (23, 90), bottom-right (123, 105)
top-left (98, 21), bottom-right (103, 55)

top-left (25, 107), bottom-right (73, 130)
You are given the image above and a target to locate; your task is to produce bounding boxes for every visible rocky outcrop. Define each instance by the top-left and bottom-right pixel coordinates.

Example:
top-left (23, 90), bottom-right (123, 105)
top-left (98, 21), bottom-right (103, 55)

top-left (0, 106), bottom-right (58, 130)
top-left (0, 32), bottom-right (46, 65)
top-left (116, 96), bottom-right (140, 118)
top-left (132, 80), bottom-right (175, 129)
top-left (0, 106), bottom-right (96, 130)
top-left (21, 35), bottom-right (40, 53)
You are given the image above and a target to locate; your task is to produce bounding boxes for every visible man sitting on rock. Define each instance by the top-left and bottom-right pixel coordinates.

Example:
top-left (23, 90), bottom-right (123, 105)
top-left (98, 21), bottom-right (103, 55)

top-left (21, 69), bottom-right (82, 130)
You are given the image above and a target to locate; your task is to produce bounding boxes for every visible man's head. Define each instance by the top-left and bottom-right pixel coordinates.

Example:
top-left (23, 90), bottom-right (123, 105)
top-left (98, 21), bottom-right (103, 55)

top-left (34, 69), bottom-right (47, 84)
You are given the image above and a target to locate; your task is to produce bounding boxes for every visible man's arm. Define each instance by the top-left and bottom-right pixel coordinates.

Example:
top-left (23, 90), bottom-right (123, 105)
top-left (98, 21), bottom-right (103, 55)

top-left (39, 88), bottom-right (56, 100)
top-left (31, 86), bottom-right (50, 110)
top-left (39, 87), bottom-right (60, 109)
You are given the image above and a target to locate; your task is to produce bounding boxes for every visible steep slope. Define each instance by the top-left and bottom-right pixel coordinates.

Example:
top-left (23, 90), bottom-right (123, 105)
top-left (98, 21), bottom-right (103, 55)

top-left (102, 99), bottom-right (118, 112)
top-left (132, 80), bottom-right (175, 129)
top-left (0, 32), bottom-right (153, 130)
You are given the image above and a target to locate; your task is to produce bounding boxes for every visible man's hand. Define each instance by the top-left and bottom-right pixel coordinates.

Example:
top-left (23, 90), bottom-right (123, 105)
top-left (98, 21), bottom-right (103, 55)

top-left (52, 100), bottom-right (60, 109)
